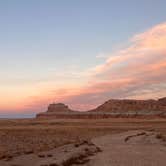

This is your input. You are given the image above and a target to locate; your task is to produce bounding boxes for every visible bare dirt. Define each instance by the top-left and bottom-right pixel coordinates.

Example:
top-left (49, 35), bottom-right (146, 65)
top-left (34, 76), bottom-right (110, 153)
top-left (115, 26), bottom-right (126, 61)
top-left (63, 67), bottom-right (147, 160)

top-left (87, 130), bottom-right (166, 166)
top-left (0, 118), bottom-right (166, 166)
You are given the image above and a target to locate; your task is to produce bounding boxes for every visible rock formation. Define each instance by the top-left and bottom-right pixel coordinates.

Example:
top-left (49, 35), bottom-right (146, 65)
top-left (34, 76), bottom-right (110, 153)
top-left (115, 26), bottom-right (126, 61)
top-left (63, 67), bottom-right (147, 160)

top-left (47, 103), bottom-right (73, 113)
top-left (36, 97), bottom-right (166, 119)
top-left (158, 97), bottom-right (166, 106)
top-left (90, 98), bottom-right (166, 113)
top-left (36, 103), bottom-right (76, 118)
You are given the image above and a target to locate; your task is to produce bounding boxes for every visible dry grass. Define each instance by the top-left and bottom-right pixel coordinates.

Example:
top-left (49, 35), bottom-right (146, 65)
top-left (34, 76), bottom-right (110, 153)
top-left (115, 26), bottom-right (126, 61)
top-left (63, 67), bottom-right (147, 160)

top-left (0, 118), bottom-right (166, 159)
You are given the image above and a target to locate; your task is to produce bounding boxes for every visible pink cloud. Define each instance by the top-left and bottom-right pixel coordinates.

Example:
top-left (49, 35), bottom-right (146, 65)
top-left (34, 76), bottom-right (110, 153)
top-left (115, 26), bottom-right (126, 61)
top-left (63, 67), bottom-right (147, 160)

top-left (2, 22), bottom-right (166, 113)
top-left (78, 23), bottom-right (166, 105)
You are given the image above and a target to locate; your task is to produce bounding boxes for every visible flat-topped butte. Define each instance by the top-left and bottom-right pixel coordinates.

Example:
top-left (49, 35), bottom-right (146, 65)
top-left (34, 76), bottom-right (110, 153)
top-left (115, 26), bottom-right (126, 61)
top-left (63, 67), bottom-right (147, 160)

top-left (36, 97), bottom-right (166, 119)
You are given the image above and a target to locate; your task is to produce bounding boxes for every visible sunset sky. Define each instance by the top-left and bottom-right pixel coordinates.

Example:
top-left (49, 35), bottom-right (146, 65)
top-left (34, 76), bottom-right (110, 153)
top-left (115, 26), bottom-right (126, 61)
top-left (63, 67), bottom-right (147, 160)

top-left (1, 0), bottom-right (166, 117)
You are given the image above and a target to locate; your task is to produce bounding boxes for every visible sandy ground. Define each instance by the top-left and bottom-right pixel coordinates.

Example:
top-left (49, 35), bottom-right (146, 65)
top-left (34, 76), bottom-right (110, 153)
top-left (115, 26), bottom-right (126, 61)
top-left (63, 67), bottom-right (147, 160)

top-left (0, 139), bottom-right (101, 166)
top-left (88, 130), bottom-right (166, 166)
top-left (0, 130), bottom-right (166, 166)
top-left (0, 118), bottom-right (166, 166)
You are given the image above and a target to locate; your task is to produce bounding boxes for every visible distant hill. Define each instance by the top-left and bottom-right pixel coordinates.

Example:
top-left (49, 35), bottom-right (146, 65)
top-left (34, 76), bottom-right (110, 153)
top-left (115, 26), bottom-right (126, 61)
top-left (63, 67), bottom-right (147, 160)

top-left (36, 97), bottom-right (166, 119)
top-left (90, 97), bottom-right (166, 114)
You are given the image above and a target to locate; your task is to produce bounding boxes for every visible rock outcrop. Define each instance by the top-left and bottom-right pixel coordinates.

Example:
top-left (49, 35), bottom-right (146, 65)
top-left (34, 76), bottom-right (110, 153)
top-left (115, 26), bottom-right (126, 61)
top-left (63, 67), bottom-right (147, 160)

top-left (91, 98), bottom-right (166, 113)
top-left (36, 103), bottom-right (76, 118)
top-left (47, 103), bottom-right (73, 113)
top-left (36, 97), bottom-right (166, 119)
top-left (158, 97), bottom-right (166, 106)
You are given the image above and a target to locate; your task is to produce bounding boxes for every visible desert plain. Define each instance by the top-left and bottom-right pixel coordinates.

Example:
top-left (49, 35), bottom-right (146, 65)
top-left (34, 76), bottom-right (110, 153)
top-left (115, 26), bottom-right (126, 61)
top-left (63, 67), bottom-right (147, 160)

top-left (0, 118), bottom-right (166, 166)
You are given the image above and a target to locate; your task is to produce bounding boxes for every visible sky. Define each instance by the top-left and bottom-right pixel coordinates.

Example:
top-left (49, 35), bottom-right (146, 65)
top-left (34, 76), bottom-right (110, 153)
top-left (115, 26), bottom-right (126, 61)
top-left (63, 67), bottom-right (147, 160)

top-left (0, 0), bottom-right (166, 117)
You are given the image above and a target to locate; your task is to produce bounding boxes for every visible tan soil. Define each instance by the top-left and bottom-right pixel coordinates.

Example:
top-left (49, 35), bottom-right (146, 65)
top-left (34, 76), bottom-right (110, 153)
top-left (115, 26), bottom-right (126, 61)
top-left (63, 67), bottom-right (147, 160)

top-left (87, 130), bottom-right (166, 166)
top-left (0, 130), bottom-right (166, 166)
top-left (0, 119), bottom-right (166, 166)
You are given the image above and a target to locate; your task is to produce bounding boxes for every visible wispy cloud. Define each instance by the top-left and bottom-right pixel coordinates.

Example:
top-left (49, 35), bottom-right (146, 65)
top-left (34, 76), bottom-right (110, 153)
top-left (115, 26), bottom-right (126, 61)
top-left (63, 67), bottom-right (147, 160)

top-left (67, 22), bottom-right (166, 110)
top-left (1, 22), bottom-right (166, 113)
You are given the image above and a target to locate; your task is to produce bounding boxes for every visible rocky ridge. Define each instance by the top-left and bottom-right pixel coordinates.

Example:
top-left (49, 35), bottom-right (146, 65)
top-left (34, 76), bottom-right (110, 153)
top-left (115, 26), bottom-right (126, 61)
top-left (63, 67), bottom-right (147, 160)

top-left (36, 97), bottom-right (166, 119)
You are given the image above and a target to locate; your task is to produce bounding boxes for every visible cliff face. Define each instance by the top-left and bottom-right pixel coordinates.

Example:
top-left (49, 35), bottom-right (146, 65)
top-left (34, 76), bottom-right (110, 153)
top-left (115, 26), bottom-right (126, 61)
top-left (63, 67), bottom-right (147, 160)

top-left (36, 97), bottom-right (166, 119)
top-left (158, 97), bottom-right (166, 106)
top-left (91, 98), bottom-right (166, 114)
top-left (47, 103), bottom-right (73, 113)
top-left (36, 103), bottom-right (75, 118)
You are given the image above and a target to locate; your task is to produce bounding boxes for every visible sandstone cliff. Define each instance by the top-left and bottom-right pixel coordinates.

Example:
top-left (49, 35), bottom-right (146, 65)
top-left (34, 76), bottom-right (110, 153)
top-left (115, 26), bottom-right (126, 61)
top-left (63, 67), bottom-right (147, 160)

top-left (47, 103), bottom-right (74, 113)
top-left (36, 97), bottom-right (166, 119)
top-left (36, 103), bottom-right (76, 118)
top-left (90, 98), bottom-right (166, 114)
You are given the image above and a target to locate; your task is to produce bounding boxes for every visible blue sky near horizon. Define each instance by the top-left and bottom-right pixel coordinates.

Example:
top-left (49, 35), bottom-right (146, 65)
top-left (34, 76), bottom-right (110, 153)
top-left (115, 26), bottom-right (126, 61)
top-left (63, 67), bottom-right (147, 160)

top-left (0, 0), bottom-right (166, 117)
